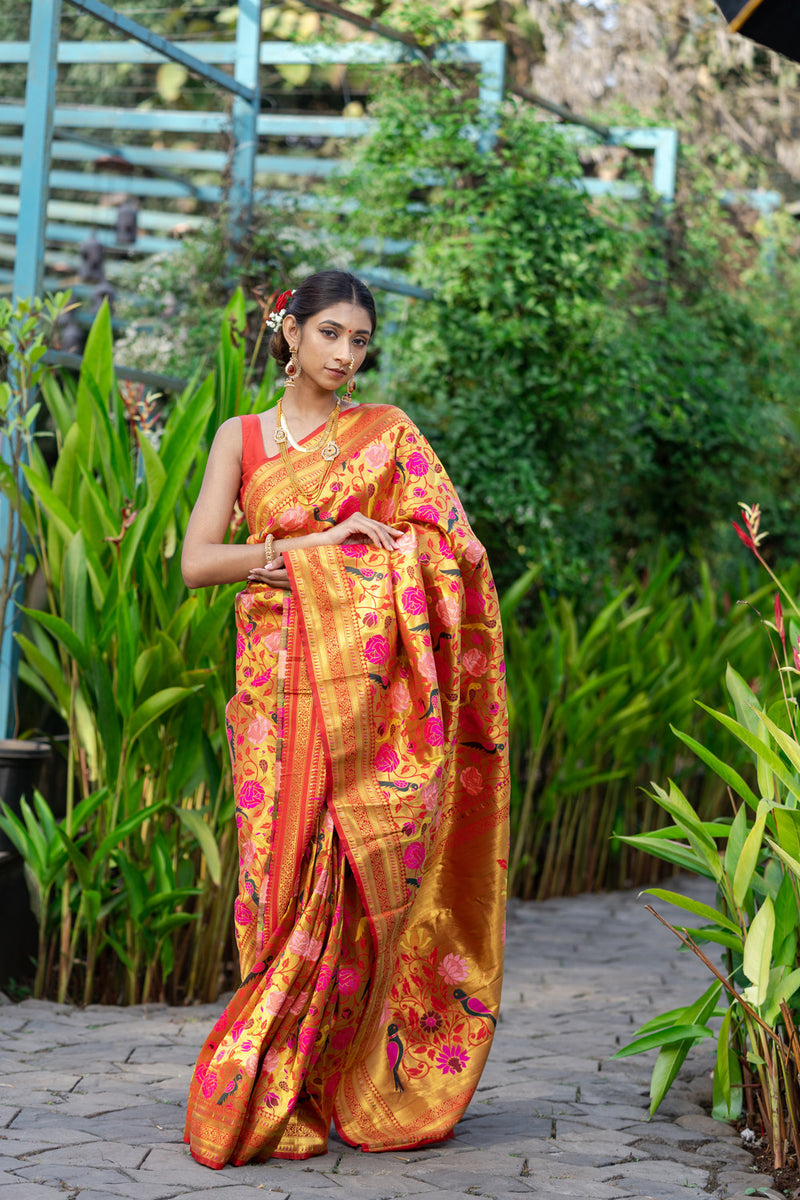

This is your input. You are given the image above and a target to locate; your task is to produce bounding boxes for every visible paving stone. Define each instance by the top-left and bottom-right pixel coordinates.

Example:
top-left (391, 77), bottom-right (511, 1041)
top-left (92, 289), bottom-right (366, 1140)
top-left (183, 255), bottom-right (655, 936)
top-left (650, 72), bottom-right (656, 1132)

top-left (22, 1140), bottom-right (148, 1169)
top-left (626, 1140), bottom-right (718, 1167)
top-left (0, 1130), bottom-right (101, 1156)
top-left (693, 1140), bottom-right (752, 1163)
top-left (596, 1159), bottom-right (709, 1187)
top-left (674, 1113), bottom-right (736, 1138)
top-left (72, 1192), bottom-right (183, 1200)
top-left (604, 1181), bottom-right (707, 1200)
top-left (317, 1181), bottom-right (440, 1198)
top-left (139, 1147), bottom-right (257, 1187)
top-left (0, 1184), bottom-right (81, 1198)
top-left (169, 1190), bottom-right (290, 1200)
top-left (13, 1162), bottom-right (148, 1189)
top-left (406, 1167), bottom-right (532, 1192)
top-left (615, 1122), bottom-right (707, 1142)
top-left (716, 1168), bottom-right (775, 1188)
top-left (71, 1185), bottom-right (191, 1200)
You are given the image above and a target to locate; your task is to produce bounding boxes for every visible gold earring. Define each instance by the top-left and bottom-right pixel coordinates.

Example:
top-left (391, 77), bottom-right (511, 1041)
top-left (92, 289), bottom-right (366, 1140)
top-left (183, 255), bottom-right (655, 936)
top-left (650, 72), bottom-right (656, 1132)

top-left (285, 349), bottom-right (301, 385)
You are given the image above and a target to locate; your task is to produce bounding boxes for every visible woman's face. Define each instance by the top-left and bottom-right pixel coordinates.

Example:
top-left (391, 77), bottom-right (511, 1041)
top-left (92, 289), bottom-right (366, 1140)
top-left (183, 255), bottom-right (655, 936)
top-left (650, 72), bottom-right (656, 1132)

top-left (285, 302), bottom-right (372, 392)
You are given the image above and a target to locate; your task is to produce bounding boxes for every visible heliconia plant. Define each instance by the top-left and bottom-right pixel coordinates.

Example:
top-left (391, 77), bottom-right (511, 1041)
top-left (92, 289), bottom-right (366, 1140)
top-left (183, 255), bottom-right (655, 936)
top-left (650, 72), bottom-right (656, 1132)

top-left (615, 502), bottom-right (800, 1172)
top-left (0, 290), bottom-right (276, 1005)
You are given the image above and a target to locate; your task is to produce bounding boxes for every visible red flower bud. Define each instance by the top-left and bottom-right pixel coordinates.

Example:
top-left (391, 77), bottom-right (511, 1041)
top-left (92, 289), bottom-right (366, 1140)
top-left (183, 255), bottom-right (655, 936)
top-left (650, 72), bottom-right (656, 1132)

top-left (775, 593), bottom-right (786, 649)
top-left (732, 520), bottom-right (755, 552)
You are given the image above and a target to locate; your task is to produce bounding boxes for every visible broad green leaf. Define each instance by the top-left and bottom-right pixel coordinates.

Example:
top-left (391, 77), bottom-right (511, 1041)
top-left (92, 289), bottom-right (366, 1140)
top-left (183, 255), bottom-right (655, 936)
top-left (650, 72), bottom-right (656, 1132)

top-left (22, 465), bottom-right (109, 604)
top-left (83, 887), bottom-right (102, 929)
top-left (142, 886), bottom-right (201, 916)
top-left (726, 663), bottom-right (761, 736)
top-left (61, 529), bottom-right (88, 644)
top-left (152, 911), bottom-right (198, 936)
top-left (699, 703), bottom-right (800, 806)
top-left (103, 933), bottom-right (134, 973)
top-left (733, 800), bottom-right (769, 908)
top-left (128, 686), bottom-right (197, 746)
top-left (760, 711), bottom-right (800, 778)
top-left (633, 1005), bottom-right (696, 1037)
top-left (175, 806), bottom-right (222, 886)
top-left (70, 787), bottom-right (108, 831)
top-left (499, 565), bottom-right (541, 623)
top-left (643, 888), bottom-right (740, 935)
top-left (56, 826), bottom-right (93, 892)
top-left (725, 804), bottom-right (748, 881)
top-left (116, 856), bottom-right (148, 923)
top-left (772, 807), bottom-right (800, 866)
top-left (648, 982), bottom-right (722, 1113)
top-left (671, 926), bottom-right (742, 952)
top-left (20, 607), bottom-right (90, 673)
top-left (0, 801), bottom-right (32, 860)
top-left (765, 837), bottom-right (800, 885)
top-left (612, 1024), bottom-right (714, 1058)
top-left (712, 1004), bottom-right (742, 1121)
top-left (772, 869), bottom-right (799, 966)
top-left (89, 656), bottom-right (121, 784)
top-left (615, 833), bottom-right (716, 879)
top-left (671, 726), bottom-right (759, 812)
top-left (647, 781), bottom-right (722, 882)
top-left (114, 591), bottom-right (135, 719)
top-left (90, 800), bottom-right (168, 871)
top-left (742, 896), bottom-right (775, 1007)
top-left (15, 633), bottom-right (70, 713)
top-left (77, 302), bottom-right (113, 456)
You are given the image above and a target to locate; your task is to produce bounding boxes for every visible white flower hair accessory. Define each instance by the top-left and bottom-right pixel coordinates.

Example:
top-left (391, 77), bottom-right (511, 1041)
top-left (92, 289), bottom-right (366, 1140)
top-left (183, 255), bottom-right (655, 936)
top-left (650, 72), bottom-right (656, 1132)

top-left (265, 288), bottom-right (294, 333)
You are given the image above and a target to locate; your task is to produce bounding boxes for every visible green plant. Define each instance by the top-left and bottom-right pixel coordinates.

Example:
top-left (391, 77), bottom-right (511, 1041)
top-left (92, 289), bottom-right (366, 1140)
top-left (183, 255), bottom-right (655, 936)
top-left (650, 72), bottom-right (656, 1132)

top-left (0, 289), bottom-right (273, 1004)
top-left (503, 545), bottom-right (779, 899)
top-left (615, 506), bottom-right (800, 1171)
top-left (323, 65), bottom-right (800, 601)
top-left (0, 292), bottom-right (74, 730)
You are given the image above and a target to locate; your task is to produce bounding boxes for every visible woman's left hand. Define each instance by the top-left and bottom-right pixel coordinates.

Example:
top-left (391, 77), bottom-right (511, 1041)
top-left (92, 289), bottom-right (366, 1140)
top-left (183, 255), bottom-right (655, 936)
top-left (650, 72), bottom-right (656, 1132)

top-left (247, 553), bottom-right (291, 591)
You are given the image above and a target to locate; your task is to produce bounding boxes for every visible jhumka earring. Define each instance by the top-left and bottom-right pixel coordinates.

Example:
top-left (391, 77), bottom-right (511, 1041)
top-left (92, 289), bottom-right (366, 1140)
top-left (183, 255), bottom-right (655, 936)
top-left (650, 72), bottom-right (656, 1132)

top-left (285, 349), bottom-right (301, 386)
top-left (344, 354), bottom-right (356, 401)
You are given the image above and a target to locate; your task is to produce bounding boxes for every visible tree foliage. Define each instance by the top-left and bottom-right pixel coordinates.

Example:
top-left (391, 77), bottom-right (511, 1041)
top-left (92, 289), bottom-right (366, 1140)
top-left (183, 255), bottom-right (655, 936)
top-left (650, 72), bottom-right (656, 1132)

top-left (330, 73), bottom-right (800, 596)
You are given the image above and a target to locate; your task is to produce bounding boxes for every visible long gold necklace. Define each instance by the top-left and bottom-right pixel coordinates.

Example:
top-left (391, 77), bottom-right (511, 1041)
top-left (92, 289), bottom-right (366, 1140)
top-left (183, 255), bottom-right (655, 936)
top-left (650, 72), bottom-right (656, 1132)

top-left (274, 393), bottom-right (342, 503)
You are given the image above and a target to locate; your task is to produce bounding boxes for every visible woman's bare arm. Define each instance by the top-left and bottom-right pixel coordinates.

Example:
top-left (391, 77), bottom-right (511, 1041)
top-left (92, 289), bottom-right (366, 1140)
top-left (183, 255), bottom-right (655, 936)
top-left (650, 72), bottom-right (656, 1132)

top-left (181, 419), bottom-right (260, 588)
top-left (180, 420), bottom-right (323, 588)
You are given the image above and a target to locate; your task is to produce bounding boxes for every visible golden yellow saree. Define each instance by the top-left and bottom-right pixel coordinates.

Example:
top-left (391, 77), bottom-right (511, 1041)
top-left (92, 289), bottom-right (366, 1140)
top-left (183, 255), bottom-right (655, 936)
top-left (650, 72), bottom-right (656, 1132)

top-left (185, 403), bottom-right (509, 1168)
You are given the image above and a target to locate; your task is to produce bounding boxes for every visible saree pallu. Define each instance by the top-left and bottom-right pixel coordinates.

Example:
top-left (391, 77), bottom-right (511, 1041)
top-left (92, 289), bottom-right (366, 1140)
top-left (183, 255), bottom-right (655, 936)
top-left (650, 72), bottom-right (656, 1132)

top-left (185, 403), bottom-right (510, 1168)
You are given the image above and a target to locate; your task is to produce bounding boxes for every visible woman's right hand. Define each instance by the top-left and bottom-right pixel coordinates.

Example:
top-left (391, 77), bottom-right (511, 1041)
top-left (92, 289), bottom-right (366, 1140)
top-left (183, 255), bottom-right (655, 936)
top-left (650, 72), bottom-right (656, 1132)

top-left (322, 513), bottom-right (403, 552)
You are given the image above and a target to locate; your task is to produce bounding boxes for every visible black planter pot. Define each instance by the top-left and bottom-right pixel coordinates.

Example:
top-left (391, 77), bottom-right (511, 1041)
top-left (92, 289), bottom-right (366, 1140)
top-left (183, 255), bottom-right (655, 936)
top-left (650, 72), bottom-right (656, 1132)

top-left (0, 738), bottom-right (54, 990)
top-left (0, 851), bottom-right (37, 989)
top-left (0, 738), bottom-right (53, 854)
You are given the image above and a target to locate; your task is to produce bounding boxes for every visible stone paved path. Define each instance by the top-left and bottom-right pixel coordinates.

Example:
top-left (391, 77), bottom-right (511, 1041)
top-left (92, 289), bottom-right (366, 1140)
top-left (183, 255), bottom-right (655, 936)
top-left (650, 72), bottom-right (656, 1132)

top-left (0, 878), bottom-right (781, 1200)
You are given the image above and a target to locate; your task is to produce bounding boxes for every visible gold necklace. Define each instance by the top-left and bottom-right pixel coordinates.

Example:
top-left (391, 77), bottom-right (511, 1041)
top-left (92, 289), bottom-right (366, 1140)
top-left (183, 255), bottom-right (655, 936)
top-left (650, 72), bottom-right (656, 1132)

top-left (274, 393), bottom-right (342, 503)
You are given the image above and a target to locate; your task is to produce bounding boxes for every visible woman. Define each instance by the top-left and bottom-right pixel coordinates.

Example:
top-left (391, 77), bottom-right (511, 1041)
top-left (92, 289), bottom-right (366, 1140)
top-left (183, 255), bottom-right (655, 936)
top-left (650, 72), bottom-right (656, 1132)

top-left (181, 270), bottom-right (509, 1168)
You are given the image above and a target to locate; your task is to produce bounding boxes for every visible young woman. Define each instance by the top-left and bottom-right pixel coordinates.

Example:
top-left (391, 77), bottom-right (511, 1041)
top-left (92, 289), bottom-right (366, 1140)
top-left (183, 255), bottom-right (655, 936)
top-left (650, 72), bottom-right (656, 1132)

top-left (181, 269), bottom-right (509, 1168)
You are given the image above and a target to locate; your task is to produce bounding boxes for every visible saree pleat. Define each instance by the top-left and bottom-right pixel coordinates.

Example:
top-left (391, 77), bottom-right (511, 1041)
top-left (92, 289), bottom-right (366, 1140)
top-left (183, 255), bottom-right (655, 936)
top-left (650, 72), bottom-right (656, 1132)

top-left (186, 404), bottom-right (509, 1167)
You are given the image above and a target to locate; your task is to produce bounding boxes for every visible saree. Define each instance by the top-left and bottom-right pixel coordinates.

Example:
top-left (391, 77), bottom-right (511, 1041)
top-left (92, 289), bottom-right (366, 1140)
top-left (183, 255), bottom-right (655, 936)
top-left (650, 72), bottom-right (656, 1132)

top-left (185, 402), bottom-right (509, 1168)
